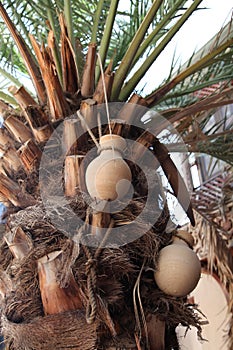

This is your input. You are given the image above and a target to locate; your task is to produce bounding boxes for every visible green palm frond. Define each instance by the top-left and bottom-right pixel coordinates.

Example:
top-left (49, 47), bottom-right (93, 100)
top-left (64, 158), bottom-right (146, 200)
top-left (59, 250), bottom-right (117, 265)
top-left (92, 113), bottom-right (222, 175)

top-left (0, 0), bottom-right (99, 73)
top-left (0, 66), bottom-right (23, 105)
top-left (114, 0), bottom-right (203, 101)
top-left (0, 75), bottom-right (17, 105)
top-left (2, 0), bottom-right (54, 46)
top-left (192, 133), bottom-right (233, 166)
top-left (0, 0), bottom-right (232, 133)
top-left (104, 0), bottom-right (160, 70)
top-left (145, 25), bottom-right (233, 107)
top-left (1, 0), bottom-right (149, 85)
top-left (197, 106), bottom-right (233, 165)
top-left (0, 22), bottom-right (28, 74)
top-left (171, 128), bottom-right (233, 167)
top-left (156, 45), bottom-right (233, 109)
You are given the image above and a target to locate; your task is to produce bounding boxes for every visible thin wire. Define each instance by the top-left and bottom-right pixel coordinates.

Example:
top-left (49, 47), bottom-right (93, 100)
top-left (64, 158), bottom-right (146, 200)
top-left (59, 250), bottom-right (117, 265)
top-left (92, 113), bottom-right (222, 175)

top-left (97, 53), bottom-right (112, 136)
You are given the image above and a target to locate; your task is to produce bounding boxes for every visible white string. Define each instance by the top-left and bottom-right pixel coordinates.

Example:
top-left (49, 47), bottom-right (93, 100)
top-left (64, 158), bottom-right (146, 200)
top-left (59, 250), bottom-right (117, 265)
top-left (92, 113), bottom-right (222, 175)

top-left (97, 112), bottom-right (102, 139)
top-left (77, 110), bottom-right (100, 151)
top-left (97, 53), bottom-right (112, 136)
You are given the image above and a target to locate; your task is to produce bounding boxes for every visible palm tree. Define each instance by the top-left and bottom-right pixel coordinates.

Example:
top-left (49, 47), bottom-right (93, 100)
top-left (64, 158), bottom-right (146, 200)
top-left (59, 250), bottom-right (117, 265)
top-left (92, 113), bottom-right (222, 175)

top-left (0, 1), bottom-right (232, 349)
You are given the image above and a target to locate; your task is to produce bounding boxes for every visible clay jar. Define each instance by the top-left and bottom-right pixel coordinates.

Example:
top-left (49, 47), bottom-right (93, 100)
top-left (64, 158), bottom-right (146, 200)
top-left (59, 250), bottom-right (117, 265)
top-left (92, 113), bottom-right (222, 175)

top-left (85, 134), bottom-right (132, 201)
top-left (154, 230), bottom-right (201, 297)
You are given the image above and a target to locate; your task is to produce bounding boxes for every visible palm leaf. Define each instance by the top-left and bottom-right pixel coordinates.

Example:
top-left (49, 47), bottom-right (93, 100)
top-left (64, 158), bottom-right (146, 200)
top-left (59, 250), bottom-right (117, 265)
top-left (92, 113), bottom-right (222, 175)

top-left (110, 0), bottom-right (163, 99)
top-left (115, 0), bottom-right (203, 101)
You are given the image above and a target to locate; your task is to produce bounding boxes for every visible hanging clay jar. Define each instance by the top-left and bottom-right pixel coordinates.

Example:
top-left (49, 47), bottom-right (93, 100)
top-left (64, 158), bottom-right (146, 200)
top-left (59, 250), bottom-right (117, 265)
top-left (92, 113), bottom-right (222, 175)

top-left (154, 230), bottom-right (201, 297)
top-left (85, 134), bottom-right (132, 200)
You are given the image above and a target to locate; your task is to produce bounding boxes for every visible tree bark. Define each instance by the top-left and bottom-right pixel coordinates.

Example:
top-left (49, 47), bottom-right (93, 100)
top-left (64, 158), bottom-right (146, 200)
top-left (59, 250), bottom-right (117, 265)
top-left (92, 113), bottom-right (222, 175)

top-left (18, 139), bottom-right (42, 173)
top-left (30, 35), bottom-right (71, 120)
top-left (8, 85), bottom-right (38, 109)
top-left (4, 115), bottom-right (33, 144)
top-left (81, 44), bottom-right (97, 98)
top-left (146, 314), bottom-right (165, 350)
top-left (93, 62), bottom-right (114, 104)
top-left (64, 155), bottom-right (84, 197)
top-left (0, 146), bottom-right (22, 172)
top-left (0, 173), bottom-right (36, 207)
top-left (4, 226), bottom-right (32, 260)
top-left (38, 251), bottom-right (82, 315)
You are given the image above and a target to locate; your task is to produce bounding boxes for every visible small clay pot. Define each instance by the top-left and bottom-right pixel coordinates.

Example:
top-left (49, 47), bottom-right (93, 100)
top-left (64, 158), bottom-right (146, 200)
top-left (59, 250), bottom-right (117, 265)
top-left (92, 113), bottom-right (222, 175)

top-left (85, 135), bottom-right (132, 200)
top-left (154, 231), bottom-right (201, 297)
top-left (99, 134), bottom-right (127, 151)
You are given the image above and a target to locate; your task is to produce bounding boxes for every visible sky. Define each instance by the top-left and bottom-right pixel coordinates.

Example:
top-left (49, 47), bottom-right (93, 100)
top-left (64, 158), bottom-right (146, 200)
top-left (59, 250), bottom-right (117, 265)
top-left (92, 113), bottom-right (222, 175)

top-left (165, 0), bottom-right (232, 62)
top-left (135, 0), bottom-right (233, 92)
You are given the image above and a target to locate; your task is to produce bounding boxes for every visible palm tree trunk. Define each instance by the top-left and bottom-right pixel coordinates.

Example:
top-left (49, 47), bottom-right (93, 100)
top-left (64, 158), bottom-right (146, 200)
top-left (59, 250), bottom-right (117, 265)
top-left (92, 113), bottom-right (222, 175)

top-left (0, 5), bottom-right (205, 350)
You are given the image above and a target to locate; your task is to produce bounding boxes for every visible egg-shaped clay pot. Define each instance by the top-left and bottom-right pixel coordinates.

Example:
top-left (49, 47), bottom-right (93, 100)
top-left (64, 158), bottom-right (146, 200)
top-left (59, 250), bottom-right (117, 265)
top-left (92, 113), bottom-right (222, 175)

top-left (154, 231), bottom-right (201, 297)
top-left (85, 135), bottom-right (132, 201)
top-left (99, 134), bottom-right (127, 151)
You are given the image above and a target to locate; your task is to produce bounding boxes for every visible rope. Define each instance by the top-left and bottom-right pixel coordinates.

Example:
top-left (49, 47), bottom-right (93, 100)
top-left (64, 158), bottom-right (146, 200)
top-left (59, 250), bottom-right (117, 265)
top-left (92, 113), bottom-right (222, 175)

top-left (94, 218), bottom-right (114, 259)
top-left (81, 219), bottom-right (115, 324)
top-left (84, 249), bottom-right (97, 324)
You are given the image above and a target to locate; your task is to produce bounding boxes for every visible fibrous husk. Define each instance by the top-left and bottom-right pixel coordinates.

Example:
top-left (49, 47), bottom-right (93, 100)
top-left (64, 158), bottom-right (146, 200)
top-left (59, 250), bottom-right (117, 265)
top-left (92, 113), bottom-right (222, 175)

top-left (0, 122), bottom-right (202, 349)
top-left (0, 102), bottom-right (202, 349)
top-left (0, 195), bottom-right (203, 349)
top-left (1, 310), bottom-right (97, 350)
